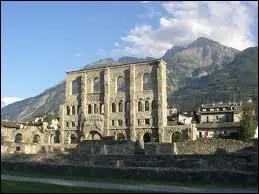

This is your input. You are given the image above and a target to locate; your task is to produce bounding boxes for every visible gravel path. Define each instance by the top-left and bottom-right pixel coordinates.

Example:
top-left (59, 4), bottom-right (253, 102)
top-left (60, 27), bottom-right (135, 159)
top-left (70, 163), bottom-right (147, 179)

top-left (1, 174), bottom-right (257, 193)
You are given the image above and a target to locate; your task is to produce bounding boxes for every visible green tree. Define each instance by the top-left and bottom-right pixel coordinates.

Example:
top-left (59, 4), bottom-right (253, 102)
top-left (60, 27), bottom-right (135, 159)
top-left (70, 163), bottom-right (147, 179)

top-left (239, 102), bottom-right (256, 141)
top-left (171, 132), bottom-right (184, 142)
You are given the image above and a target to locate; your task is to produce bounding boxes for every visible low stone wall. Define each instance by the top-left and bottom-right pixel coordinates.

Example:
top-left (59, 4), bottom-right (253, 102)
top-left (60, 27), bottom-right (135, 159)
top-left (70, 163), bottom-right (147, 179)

top-left (176, 138), bottom-right (251, 155)
top-left (1, 160), bottom-right (257, 186)
top-left (144, 143), bottom-right (178, 155)
top-left (78, 140), bottom-right (136, 155)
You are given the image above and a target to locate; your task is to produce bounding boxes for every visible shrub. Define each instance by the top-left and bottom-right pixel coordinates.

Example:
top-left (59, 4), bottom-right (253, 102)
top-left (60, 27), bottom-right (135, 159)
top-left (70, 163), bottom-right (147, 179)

top-left (171, 132), bottom-right (184, 142)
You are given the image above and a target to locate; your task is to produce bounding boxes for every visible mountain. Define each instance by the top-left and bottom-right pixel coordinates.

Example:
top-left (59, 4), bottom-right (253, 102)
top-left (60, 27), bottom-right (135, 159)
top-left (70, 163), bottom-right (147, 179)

top-left (2, 37), bottom-right (256, 121)
top-left (163, 37), bottom-right (239, 93)
top-left (169, 47), bottom-right (258, 111)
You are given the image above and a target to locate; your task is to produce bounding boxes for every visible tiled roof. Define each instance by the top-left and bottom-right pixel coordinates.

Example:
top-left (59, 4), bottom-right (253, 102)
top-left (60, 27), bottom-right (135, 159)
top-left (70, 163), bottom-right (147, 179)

top-left (196, 122), bottom-right (240, 129)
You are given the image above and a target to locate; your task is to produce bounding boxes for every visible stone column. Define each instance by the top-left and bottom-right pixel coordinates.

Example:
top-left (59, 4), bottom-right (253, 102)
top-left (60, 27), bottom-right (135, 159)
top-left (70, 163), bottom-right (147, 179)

top-left (59, 105), bottom-right (65, 144)
top-left (104, 67), bottom-right (110, 136)
top-left (129, 65), bottom-right (136, 141)
top-left (157, 60), bottom-right (167, 143)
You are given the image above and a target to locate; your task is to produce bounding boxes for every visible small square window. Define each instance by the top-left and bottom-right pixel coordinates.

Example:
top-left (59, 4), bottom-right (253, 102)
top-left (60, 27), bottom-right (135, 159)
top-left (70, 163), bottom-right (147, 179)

top-left (118, 120), bottom-right (123, 126)
top-left (145, 119), bottom-right (150, 125)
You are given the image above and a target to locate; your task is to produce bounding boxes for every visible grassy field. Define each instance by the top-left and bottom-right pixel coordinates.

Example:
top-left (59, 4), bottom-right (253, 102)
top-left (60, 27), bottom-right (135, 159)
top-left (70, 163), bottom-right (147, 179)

top-left (2, 170), bottom-right (256, 189)
top-left (1, 180), bottom-right (134, 193)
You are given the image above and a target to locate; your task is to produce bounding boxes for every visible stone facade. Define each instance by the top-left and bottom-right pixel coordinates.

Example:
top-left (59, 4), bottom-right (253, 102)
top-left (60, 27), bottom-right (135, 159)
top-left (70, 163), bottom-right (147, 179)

top-left (60, 59), bottom-right (168, 148)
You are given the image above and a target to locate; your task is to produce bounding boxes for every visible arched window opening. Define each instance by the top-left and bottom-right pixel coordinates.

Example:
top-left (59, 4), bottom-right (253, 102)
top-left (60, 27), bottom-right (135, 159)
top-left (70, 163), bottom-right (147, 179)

top-left (143, 133), bottom-right (151, 143)
top-left (138, 101), bottom-right (143, 111)
top-left (88, 104), bottom-right (92, 114)
top-left (143, 73), bottom-right (152, 90)
top-left (117, 76), bottom-right (125, 92)
top-left (112, 103), bottom-right (116, 113)
top-left (93, 77), bottom-right (100, 93)
top-left (100, 104), bottom-right (104, 114)
top-left (77, 105), bottom-right (81, 115)
top-left (66, 106), bottom-right (70, 115)
top-left (72, 79), bottom-right (80, 95)
top-left (145, 101), bottom-right (149, 111)
top-left (94, 104), bottom-right (98, 114)
top-left (89, 131), bottom-right (102, 140)
top-left (71, 134), bottom-right (77, 144)
top-left (119, 101), bottom-right (123, 112)
top-left (15, 133), bottom-right (22, 143)
top-left (125, 101), bottom-right (130, 113)
top-left (72, 106), bottom-right (76, 115)
top-left (72, 122), bottom-right (75, 127)
top-left (117, 133), bottom-right (126, 140)
top-left (54, 131), bottom-right (60, 143)
top-left (33, 134), bottom-right (40, 143)
top-left (152, 100), bottom-right (157, 110)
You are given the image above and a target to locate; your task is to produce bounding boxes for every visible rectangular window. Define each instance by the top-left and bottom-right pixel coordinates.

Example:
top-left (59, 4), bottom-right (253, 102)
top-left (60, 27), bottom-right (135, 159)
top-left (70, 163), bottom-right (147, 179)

top-left (145, 119), bottom-right (150, 125)
top-left (118, 120), bottom-right (123, 126)
top-left (138, 119), bottom-right (141, 125)
top-left (216, 116), bottom-right (219, 120)
top-left (112, 120), bottom-right (115, 126)
top-left (66, 122), bottom-right (69, 127)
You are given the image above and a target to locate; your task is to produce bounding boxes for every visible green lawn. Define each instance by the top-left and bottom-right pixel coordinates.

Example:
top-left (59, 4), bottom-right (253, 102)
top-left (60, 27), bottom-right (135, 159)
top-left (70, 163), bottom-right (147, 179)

top-left (1, 180), bottom-right (135, 193)
top-left (2, 170), bottom-right (256, 189)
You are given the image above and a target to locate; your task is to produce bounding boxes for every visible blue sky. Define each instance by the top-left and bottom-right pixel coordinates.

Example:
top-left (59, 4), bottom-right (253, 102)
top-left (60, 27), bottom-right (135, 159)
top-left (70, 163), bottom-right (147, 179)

top-left (1, 1), bottom-right (258, 107)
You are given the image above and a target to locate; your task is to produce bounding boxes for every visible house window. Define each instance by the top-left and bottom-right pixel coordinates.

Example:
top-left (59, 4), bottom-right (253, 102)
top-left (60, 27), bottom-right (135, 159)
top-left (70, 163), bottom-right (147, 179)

top-left (145, 119), bottom-right (150, 125)
top-left (112, 120), bottom-right (115, 126)
top-left (199, 132), bottom-right (202, 138)
top-left (117, 76), bottom-right (125, 92)
top-left (143, 73), bottom-right (152, 90)
top-left (138, 119), bottom-right (141, 125)
top-left (216, 116), bottom-right (219, 120)
top-left (206, 116), bottom-right (209, 122)
top-left (138, 101), bottom-right (143, 111)
top-left (118, 120), bottom-right (123, 126)
top-left (93, 77), bottom-right (100, 93)
top-left (66, 122), bottom-right (69, 127)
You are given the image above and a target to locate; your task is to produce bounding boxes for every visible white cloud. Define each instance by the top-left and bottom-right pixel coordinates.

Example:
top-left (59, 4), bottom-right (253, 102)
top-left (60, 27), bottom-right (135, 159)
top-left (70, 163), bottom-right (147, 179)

top-left (1, 97), bottom-right (24, 108)
top-left (75, 53), bottom-right (81, 57)
top-left (114, 42), bottom-right (120, 47)
top-left (110, 1), bottom-right (257, 58)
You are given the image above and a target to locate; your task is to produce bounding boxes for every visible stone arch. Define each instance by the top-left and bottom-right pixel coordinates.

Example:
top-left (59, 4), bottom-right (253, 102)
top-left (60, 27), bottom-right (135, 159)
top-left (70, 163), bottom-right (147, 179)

top-left (117, 133), bottom-right (126, 140)
top-left (15, 133), bottom-right (22, 143)
top-left (33, 134), bottom-right (40, 143)
top-left (119, 100), bottom-right (123, 112)
top-left (93, 77), bottom-right (100, 93)
top-left (143, 73), bottom-right (152, 90)
top-left (143, 132), bottom-right (152, 143)
top-left (88, 131), bottom-right (103, 140)
top-left (71, 134), bottom-right (77, 144)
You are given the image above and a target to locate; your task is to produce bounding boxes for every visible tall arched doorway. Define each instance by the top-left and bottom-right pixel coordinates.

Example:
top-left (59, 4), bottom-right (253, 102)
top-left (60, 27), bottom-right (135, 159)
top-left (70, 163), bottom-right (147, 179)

top-left (88, 131), bottom-right (102, 140)
top-left (143, 132), bottom-right (152, 143)
top-left (117, 133), bottom-right (126, 140)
